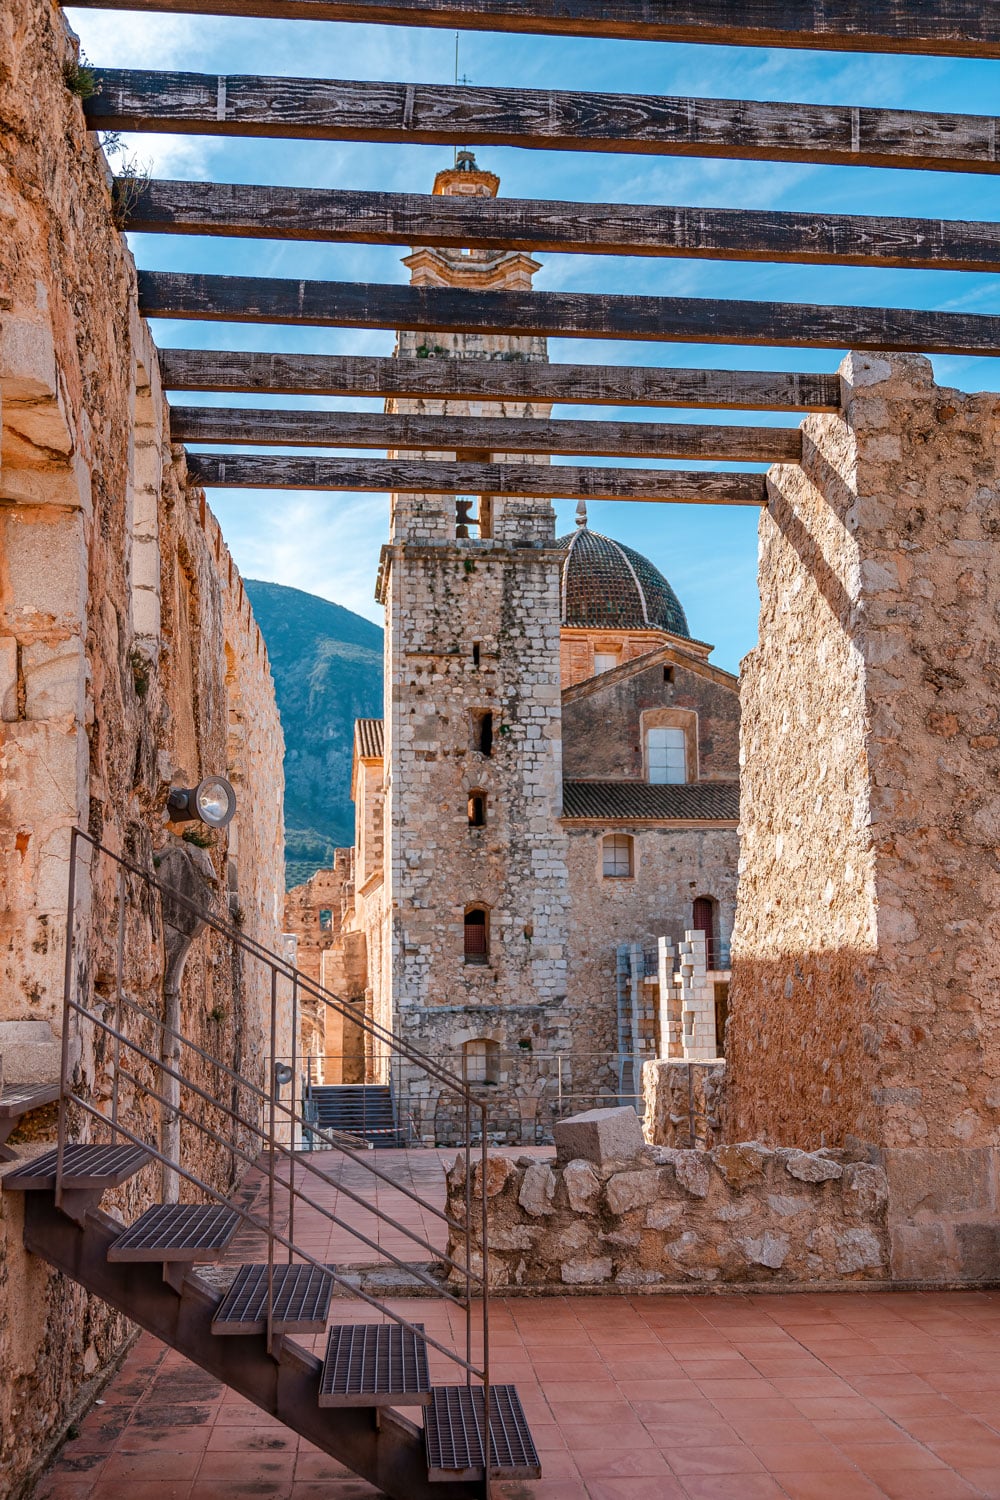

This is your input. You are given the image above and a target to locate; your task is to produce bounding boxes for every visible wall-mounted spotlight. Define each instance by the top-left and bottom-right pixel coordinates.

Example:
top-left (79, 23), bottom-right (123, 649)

top-left (167, 776), bottom-right (237, 830)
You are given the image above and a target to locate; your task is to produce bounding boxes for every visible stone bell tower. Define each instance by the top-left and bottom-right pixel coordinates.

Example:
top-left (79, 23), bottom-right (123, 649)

top-left (375, 153), bottom-right (571, 1142)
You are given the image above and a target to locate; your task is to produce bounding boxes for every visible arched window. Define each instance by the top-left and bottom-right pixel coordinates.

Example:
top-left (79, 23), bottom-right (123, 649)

top-left (602, 833), bottom-right (634, 879)
top-left (647, 725), bottom-right (687, 784)
top-left (464, 906), bottom-right (490, 964)
top-left (471, 709), bottom-right (494, 757)
top-left (463, 1038), bottom-right (500, 1084)
top-left (468, 790), bottom-right (487, 828)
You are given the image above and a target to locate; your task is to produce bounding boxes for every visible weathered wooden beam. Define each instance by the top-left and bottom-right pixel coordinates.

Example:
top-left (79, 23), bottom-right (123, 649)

top-left (171, 406), bottom-right (802, 462)
top-left (139, 271), bottom-right (1000, 358)
top-left (159, 349), bottom-right (841, 412)
top-left (185, 453), bottom-right (768, 505)
top-left (65, 0), bottom-right (1000, 59)
top-left (86, 71), bottom-right (1000, 177)
top-left (124, 179), bottom-right (1000, 274)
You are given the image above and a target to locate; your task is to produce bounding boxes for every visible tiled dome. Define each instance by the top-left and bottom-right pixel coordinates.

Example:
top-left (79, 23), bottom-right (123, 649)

top-left (555, 523), bottom-right (691, 639)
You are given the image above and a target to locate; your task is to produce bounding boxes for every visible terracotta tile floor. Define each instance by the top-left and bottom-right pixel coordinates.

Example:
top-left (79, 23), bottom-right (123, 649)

top-left (32, 1149), bottom-right (1000, 1499)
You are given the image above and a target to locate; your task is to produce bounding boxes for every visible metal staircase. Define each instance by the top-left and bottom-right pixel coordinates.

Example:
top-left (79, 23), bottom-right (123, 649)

top-left (3, 828), bottom-right (539, 1498)
top-left (307, 1082), bottom-right (403, 1146)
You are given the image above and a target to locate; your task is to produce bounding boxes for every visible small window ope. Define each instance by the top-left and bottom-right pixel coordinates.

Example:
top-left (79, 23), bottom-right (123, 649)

top-left (647, 725), bottom-right (687, 784)
top-left (468, 790), bottom-right (487, 827)
top-left (594, 649), bottom-right (620, 675)
top-left (471, 709), bottom-right (494, 757)
top-left (602, 833), bottom-right (634, 879)
top-left (463, 1038), bottom-right (500, 1085)
top-left (464, 906), bottom-right (490, 964)
top-left (318, 908), bottom-right (333, 931)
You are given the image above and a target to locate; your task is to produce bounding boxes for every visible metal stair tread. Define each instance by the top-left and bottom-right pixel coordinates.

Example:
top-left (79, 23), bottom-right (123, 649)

top-left (212, 1262), bottom-right (334, 1334)
top-left (0, 1082), bottom-right (61, 1118)
top-left (107, 1202), bottom-right (241, 1262)
top-left (319, 1322), bottom-right (431, 1407)
top-left (2, 1143), bottom-right (151, 1191)
top-left (424, 1385), bottom-right (541, 1482)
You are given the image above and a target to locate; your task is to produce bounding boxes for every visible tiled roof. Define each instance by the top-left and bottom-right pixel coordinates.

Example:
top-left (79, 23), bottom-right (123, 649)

top-left (354, 718), bottom-right (384, 759)
top-left (555, 526), bottom-right (690, 638)
top-left (562, 780), bottom-right (739, 822)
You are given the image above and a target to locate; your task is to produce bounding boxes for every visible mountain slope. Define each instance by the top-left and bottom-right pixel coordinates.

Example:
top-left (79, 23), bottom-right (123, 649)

top-left (244, 580), bottom-right (383, 888)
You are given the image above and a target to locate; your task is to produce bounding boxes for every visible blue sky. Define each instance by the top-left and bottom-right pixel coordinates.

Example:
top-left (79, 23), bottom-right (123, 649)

top-left (66, 9), bottom-right (1000, 674)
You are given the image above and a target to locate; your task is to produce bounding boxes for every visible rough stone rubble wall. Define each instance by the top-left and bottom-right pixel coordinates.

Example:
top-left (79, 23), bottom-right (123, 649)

top-left (447, 1141), bottom-right (888, 1290)
top-left (728, 352), bottom-right (1000, 1282)
top-left (644, 1059), bottom-right (726, 1150)
top-left (0, 1), bottom-right (285, 1491)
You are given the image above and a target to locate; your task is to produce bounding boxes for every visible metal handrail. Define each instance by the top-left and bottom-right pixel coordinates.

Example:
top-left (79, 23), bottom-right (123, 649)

top-left (56, 827), bottom-right (495, 1481)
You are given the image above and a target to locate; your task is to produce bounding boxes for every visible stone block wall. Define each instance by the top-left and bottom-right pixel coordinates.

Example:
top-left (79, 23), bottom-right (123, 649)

top-left (0, 1), bottom-right (285, 1491)
top-left (446, 1140), bottom-right (889, 1290)
top-left (727, 352), bottom-right (1000, 1283)
top-left (644, 1059), bottom-right (726, 1150)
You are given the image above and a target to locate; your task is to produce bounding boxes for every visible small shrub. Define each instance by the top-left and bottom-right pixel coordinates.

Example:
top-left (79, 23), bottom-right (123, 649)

top-left (129, 648), bottom-right (151, 700)
top-left (182, 827), bottom-right (215, 849)
top-left (64, 55), bottom-right (98, 100)
top-left (110, 153), bottom-right (153, 231)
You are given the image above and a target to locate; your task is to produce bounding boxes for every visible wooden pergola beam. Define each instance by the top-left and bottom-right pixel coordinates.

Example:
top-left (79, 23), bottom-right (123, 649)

top-left (185, 452), bottom-right (769, 505)
top-left (171, 406), bottom-right (802, 462)
top-left (124, 179), bottom-right (1000, 275)
top-left (159, 349), bottom-right (840, 413)
top-left (139, 271), bottom-right (1000, 358)
top-left (86, 71), bottom-right (1000, 177)
top-left (65, 0), bottom-right (1000, 59)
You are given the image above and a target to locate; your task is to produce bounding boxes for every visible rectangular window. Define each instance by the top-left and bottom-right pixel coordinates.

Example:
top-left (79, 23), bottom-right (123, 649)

top-left (471, 709), bottom-right (493, 757)
top-left (594, 651), bottom-right (620, 675)
top-left (602, 834), bottom-right (634, 878)
top-left (647, 726), bottom-right (687, 784)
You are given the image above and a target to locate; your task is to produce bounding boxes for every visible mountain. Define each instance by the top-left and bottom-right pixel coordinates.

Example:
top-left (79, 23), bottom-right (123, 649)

top-left (244, 580), bottom-right (383, 889)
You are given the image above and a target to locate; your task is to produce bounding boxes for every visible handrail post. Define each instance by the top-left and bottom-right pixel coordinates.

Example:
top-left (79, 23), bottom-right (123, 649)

top-left (289, 971), bottom-right (298, 1260)
top-left (463, 1059), bottom-right (472, 1389)
top-left (111, 865), bottom-right (126, 1141)
top-left (55, 826), bottom-right (79, 1212)
top-left (480, 1099), bottom-right (491, 1498)
top-left (267, 966), bottom-right (278, 1355)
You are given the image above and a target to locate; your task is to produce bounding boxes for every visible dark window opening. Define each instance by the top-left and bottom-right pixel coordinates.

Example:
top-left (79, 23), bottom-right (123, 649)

top-left (663, 665), bottom-right (675, 684)
top-left (468, 791), bottom-right (487, 827)
top-left (471, 709), bottom-right (493, 757)
top-left (464, 907), bottom-right (489, 964)
top-left (318, 908), bottom-right (333, 932)
top-left (472, 641), bottom-right (481, 668)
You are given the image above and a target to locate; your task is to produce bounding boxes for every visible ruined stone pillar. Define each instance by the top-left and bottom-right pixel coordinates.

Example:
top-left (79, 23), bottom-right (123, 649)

top-left (728, 352), bottom-right (1000, 1281)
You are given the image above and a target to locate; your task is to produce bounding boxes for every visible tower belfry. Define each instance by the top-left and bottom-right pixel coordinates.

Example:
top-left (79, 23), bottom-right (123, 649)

top-left (375, 160), bottom-right (571, 1136)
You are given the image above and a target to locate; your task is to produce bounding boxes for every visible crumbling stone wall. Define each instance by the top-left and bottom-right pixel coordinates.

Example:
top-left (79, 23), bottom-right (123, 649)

top-left (728, 352), bottom-right (1000, 1283)
top-left (447, 1133), bottom-right (888, 1290)
top-left (0, 0), bottom-right (285, 1491)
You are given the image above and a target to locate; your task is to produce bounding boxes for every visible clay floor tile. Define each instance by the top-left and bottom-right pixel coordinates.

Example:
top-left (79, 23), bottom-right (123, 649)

top-left (694, 1378), bottom-right (778, 1400)
top-left (618, 1378), bottom-right (703, 1404)
top-left (571, 1445), bottom-right (674, 1479)
top-left (638, 1421), bottom-right (741, 1450)
top-left (674, 1473), bottom-right (789, 1499)
top-left (666, 1443), bottom-right (767, 1476)
top-left (99, 1451), bottom-right (203, 1481)
top-left (850, 1372), bottom-right (936, 1397)
top-left (196, 1450), bottom-right (297, 1481)
top-left (926, 1438), bottom-right (1000, 1470)
top-left (541, 1380), bottom-right (619, 1402)
top-left (768, 1375), bottom-right (857, 1398)
top-left (205, 1425), bottom-right (296, 1453)
top-left (706, 1396), bottom-right (802, 1422)
top-left (842, 1441), bottom-right (948, 1474)
top-left (814, 1417), bottom-right (908, 1446)
top-left (749, 1441), bottom-right (856, 1472)
top-left (790, 1396), bottom-right (883, 1421)
top-left (771, 1472), bottom-right (887, 1500)
top-left (866, 1472), bottom-right (981, 1500)
top-left (32, 1483), bottom-right (96, 1500)
top-left (585, 1477), bottom-right (688, 1500)
top-left (733, 1418), bottom-right (830, 1447)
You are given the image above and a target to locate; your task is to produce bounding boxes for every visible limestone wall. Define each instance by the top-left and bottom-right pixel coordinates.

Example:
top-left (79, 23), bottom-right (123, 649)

top-left (0, 0), bottom-right (285, 1490)
top-left (728, 352), bottom-right (1000, 1282)
top-left (447, 1136), bottom-right (889, 1290)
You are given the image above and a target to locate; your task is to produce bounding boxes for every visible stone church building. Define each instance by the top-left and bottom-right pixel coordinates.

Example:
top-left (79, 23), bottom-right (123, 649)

top-left (288, 158), bottom-right (740, 1142)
